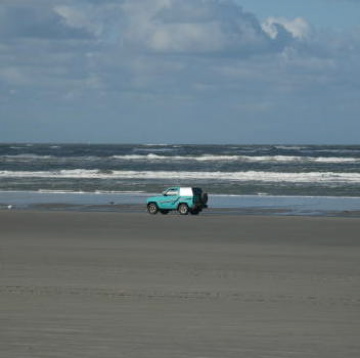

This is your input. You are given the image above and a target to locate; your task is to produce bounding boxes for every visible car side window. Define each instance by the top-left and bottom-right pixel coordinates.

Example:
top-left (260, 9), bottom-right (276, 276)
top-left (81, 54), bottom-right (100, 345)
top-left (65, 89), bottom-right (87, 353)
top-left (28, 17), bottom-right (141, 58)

top-left (165, 188), bottom-right (178, 196)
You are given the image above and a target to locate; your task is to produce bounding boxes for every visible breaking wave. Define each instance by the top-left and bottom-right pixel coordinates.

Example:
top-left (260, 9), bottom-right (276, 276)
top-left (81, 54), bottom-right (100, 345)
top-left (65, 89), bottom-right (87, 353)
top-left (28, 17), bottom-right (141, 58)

top-left (110, 154), bottom-right (360, 163)
top-left (2, 153), bottom-right (359, 164)
top-left (1, 169), bottom-right (360, 184)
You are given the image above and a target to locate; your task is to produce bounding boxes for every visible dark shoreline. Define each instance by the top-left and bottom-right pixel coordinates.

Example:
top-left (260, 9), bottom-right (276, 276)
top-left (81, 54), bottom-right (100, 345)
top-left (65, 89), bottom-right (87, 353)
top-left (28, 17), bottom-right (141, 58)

top-left (1, 190), bottom-right (360, 217)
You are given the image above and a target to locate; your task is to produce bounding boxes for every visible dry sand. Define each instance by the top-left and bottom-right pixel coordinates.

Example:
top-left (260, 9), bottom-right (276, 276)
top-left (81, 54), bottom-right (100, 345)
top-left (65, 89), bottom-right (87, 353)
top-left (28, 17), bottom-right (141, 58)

top-left (1, 210), bottom-right (359, 357)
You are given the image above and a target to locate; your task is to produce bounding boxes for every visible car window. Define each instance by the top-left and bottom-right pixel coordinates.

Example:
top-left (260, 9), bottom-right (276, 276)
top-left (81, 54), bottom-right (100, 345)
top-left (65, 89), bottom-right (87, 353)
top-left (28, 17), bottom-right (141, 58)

top-left (166, 188), bottom-right (178, 196)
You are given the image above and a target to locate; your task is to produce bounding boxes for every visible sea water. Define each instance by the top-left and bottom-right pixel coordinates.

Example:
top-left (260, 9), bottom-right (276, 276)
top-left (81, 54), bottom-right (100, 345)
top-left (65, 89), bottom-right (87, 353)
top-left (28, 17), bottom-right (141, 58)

top-left (1, 143), bottom-right (359, 215)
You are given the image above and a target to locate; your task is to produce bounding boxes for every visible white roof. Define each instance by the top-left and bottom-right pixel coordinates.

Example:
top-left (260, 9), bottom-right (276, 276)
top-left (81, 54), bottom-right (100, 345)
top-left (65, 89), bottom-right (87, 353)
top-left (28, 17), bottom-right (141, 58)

top-left (179, 187), bottom-right (193, 196)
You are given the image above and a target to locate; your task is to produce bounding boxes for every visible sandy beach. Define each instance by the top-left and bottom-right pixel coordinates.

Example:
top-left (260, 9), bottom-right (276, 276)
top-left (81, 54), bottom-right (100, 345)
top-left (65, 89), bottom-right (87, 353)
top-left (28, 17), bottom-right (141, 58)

top-left (1, 210), bottom-right (359, 357)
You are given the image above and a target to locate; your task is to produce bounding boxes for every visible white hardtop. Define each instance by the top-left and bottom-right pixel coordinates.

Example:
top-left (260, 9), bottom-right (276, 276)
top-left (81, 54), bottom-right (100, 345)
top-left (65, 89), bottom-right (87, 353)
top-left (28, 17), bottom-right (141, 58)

top-left (179, 187), bottom-right (193, 196)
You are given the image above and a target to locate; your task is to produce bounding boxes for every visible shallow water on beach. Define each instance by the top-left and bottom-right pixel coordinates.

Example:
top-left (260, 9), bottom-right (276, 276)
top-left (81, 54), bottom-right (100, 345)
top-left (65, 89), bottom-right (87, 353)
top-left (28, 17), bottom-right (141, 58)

top-left (1, 191), bottom-right (360, 217)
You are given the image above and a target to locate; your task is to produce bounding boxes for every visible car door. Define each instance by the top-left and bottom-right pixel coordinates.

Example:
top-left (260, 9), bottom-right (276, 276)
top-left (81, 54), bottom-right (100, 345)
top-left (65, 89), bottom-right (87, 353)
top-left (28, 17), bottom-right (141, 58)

top-left (159, 187), bottom-right (180, 209)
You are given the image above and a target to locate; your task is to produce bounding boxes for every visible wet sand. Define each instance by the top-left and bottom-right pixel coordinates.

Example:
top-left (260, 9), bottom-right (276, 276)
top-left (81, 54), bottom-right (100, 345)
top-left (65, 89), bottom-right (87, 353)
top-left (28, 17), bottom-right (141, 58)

top-left (1, 210), bottom-right (359, 357)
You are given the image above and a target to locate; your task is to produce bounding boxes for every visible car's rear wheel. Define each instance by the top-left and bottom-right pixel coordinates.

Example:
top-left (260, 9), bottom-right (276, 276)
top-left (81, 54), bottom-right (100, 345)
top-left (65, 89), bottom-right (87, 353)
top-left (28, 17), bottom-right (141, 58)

top-left (147, 202), bottom-right (158, 215)
top-left (178, 203), bottom-right (189, 215)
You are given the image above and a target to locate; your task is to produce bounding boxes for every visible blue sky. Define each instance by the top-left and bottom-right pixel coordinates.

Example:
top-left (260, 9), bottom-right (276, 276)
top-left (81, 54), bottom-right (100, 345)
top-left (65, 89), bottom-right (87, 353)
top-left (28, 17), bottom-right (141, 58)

top-left (237, 0), bottom-right (360, 29)
top-left (0, 0), bottom-right (359, 144)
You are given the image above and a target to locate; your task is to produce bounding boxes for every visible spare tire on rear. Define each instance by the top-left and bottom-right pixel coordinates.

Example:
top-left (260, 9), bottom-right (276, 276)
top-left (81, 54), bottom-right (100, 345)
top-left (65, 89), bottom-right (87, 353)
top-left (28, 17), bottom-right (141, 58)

top-left (201, 192), bottom-right (208, 204)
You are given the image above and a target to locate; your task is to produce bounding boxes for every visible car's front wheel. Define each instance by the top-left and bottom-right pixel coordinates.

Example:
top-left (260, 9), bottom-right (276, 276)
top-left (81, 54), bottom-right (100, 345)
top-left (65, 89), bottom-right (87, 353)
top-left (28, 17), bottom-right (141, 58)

top-left (178, 203), bottom-right (189, 215)
top-left (147, 202), bottom-right (159, 215)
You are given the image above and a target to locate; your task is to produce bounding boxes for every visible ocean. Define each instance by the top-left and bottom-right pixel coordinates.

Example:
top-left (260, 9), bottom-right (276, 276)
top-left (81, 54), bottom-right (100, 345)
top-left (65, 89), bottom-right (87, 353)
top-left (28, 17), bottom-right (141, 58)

top-left (1, 143), bottom-right (360, 215)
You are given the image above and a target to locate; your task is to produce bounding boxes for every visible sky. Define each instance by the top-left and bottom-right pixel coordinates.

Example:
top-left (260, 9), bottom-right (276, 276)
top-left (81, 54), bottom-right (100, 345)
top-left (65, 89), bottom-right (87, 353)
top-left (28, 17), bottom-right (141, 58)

top-left (0, 0), bottom-right (359, 144)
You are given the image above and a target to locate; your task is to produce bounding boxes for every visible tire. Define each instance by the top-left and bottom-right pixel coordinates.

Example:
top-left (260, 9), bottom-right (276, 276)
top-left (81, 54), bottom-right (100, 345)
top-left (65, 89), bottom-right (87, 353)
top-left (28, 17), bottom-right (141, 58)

top-left (147, 202), bottom-right (158, 215)
top-left (201, 193), bottom-right (208, 204)
top-left (178, 203), bottom-right (189, 215)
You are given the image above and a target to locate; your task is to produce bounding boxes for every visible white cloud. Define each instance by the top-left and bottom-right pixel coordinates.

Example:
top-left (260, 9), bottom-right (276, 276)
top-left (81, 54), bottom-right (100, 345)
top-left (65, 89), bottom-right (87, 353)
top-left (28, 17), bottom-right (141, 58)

top-left (51, 0), bottom-right (279, 54)
top-left (54, 2), bottom-right (123, 40)
top-left (262, 17), bottom-right (312, 40)
top-left (1, 0), bottom-right (308, 54)
top-left (0, 4), bottom-right (91, 40)
top-left (122, 0), bottom-right (273, 54)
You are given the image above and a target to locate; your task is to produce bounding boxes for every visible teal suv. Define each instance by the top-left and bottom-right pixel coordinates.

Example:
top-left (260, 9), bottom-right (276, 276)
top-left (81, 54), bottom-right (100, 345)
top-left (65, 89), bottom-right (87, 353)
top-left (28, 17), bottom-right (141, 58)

top-left (146, 187), bottom-right (208, 215)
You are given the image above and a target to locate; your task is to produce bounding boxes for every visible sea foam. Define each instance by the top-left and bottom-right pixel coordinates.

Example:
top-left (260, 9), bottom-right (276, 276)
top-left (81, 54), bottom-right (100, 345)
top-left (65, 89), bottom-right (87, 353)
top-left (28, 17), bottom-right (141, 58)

top-left (1, 169), bottom-right (360, 184)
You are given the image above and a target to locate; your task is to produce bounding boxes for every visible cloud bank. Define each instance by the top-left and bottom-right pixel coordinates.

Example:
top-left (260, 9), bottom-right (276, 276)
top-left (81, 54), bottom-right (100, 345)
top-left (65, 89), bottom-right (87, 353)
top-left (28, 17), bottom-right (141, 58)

top-left (0, 0), bottom-right (359, 143)
top-left (54, 0), bottom-right (307, 53)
